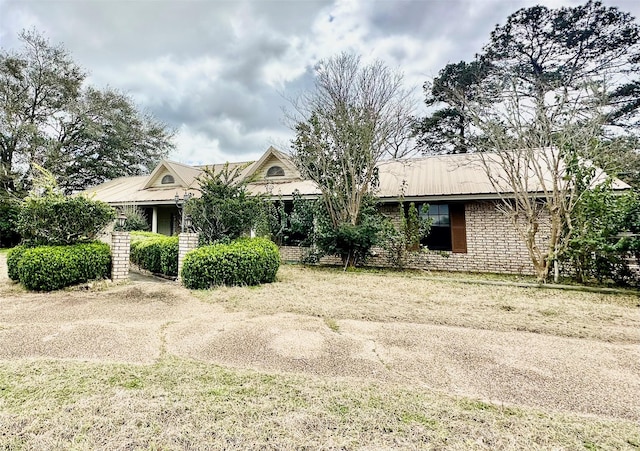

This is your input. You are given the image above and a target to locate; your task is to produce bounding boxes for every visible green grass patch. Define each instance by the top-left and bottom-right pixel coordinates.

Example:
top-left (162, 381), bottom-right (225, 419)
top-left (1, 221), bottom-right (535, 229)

top-left (323, 317), bottom-right (340, 332)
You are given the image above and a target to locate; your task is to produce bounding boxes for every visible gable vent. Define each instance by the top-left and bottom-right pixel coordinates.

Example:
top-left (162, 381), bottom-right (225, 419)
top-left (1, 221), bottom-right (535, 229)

top-left (161, 174), bottom-right (175, 184)
top-left (267, 165), bottom-right (285, 177)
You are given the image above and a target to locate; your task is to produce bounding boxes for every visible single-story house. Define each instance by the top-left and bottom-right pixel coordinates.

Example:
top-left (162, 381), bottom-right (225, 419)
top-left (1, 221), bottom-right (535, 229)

top-left (84, 146), bottom-right (630, 275)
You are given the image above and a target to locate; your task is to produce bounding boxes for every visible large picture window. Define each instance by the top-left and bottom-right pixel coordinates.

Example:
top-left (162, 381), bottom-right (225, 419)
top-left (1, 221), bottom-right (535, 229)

top-left (419, 203), bottom-right (467, 253)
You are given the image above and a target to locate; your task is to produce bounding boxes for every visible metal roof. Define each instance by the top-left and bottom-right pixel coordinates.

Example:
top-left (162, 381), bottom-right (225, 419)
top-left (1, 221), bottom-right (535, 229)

top-left (377, 154), bottom-right (497, 199)
top-left (82, 149), bottom-right (631, 205)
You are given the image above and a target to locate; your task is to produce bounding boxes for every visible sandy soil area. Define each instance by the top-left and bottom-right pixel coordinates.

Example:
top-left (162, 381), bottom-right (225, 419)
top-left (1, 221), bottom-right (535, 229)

top-left (0, 254), bottom-right (638, 422)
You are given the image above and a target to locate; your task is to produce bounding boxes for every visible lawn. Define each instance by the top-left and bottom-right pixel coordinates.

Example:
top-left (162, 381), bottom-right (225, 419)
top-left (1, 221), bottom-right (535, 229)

top-left (197, 265), bottom-right (640, 342)
top-left (1, 358), bottom-right (638, 450)
top-left (0, 261), bottom-right (639, 450)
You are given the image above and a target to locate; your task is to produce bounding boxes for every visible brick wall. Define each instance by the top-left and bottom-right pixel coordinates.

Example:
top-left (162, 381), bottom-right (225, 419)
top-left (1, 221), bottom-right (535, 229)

top-left (279, 245), bottom-right (342, 266)
top-left (178, 232), bottom-right (200, 281)
top-left (280, 200), bottom-right (550, 275)
top-left (111, 231), bottom-right (130, 282)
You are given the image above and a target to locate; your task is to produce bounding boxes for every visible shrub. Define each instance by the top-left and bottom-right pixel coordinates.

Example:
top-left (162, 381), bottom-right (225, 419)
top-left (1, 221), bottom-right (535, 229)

top-left (160, 236), bottom-right (179, 276)
top-left (18, 193), bottom-right (115, 246)
top-left (0, 201), bottom-right (21, 248)
top-left (17, 242), bottom-right (111, 291)
top-left (115, 205), bottom-right (150, 232)
top-left (561, 186), bottom-right (640, 286)
top-left (380, 202), bottom-right (432, 269)
top-left (130, 238), bottom-right (162, 273)
top-left (130, 233), bottom-right (178, 277)
top-left (181, 237), bottom-right (280, 289)
top-left (7, 245), bottom-right (27, 282)
top-left (130, 231), bottom-right (164, 242)
top-left (187, 163), bottom-right (266, 244)
top-left (287, 194), bottom-right (386, 268)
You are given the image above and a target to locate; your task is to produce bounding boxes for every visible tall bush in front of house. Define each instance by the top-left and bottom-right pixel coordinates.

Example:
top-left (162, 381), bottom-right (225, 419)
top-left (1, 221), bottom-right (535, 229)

top-left (17, 242), bottom-right (111, 291)
top-left (380, 202), bottom-right (432, 269)
top-left (187, 163), bottom-right (266, 245)
top-left (17, 191), bottom-right (115, 246)
top-left (560, 183), bottom-right (640, 286)
top-left (8, 167), bottom-right (115, 290)
top-left (181, 237), bottom-right (280, 289)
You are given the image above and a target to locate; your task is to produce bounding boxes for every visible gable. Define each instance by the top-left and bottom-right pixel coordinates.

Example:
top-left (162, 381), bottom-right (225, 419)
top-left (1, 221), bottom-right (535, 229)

top-left (144, 163), bottom-right (181, 189)
top-left (146, 168), bottom-right (180, 188)
top-left (143, 160), bottom-right (203, 190)
top-left (243, 146), bottom-right (301, 183)
top-left (254, 154), bottom-right (293, 180)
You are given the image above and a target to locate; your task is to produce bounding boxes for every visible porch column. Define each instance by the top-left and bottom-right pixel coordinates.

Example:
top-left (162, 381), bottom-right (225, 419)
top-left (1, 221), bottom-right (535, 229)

top-left (152, 207), bottom-right (158, 233)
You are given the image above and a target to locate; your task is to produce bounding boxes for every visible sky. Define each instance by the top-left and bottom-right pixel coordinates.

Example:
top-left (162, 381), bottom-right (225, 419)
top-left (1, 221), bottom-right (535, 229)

top-left (2, 0), bottom-right (640, 165)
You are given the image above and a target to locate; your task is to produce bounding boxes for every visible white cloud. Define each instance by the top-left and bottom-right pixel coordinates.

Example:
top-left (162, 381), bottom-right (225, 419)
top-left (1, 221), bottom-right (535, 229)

top-left (2, 0), bottom-right (640, 166)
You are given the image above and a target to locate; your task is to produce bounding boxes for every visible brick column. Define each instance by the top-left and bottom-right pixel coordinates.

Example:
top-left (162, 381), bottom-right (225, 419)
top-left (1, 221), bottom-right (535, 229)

top-left (111, 231), bottom-right (131, 282)
top-left (178, 232), bottom-right (200, 282)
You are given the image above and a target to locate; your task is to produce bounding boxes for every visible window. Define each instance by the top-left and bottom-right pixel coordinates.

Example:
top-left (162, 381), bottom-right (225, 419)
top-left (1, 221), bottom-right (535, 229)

top-left (419, 203), bottom-right (467, 253)
top-left (421, 204), bottom-right (451, 251)
top-left (161, 174), bottom-right (175, 184)
top-left (266, 165), bottom-right (285, 177)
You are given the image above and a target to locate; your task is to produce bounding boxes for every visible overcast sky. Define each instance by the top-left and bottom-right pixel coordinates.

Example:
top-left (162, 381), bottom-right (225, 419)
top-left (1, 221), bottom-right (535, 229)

top-left (2, 0), bottom-right (640, 165)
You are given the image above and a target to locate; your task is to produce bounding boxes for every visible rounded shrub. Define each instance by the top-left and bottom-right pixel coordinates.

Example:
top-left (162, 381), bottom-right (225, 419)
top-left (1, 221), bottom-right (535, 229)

top-left (181, 237), bottom-right (280, 289)
top-left (7, 245), bottom-right (28, 282)
top-left (18, 242), bottom-right (111, 291)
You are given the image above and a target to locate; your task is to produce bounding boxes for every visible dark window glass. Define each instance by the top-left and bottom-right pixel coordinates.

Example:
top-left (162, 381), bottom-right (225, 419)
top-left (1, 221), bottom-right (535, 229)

top-left (161, 174), bottom-right (175, 184)
top-left (267, 166), bottom-right (285, 177)
top-left (420, 203), bottom-right (452, 251)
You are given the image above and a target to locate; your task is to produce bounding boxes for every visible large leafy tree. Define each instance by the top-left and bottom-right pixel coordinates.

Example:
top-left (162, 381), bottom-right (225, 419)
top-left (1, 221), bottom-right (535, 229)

top-left (43, 87), bottom-right (172, 193)
top-left (0, 30), bottom-right (173, 195)
top-left (288, 53), bottom-right (413, 267)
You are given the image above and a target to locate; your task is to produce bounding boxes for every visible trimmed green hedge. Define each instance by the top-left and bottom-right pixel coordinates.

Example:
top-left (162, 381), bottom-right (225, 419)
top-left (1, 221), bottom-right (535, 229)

top-left (7, 245), bottom-right (27, 282)
top-left (130, 231), bottom-right (163, 242)
top-left (130, 233), bottom-right (179, 277)
top-left (18, 194), bottom-right (115, 246)
top-left (16, 242), bottom-right (111, 291)
top-left (181, 237), bottom-right (280, 289)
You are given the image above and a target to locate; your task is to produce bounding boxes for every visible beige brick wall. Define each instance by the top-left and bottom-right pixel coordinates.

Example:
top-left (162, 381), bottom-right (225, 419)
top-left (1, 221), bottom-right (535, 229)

top-left (178, 232), bottom-right (200, 281)
top-left (111, 232), bottom-right (130, 282)
top-left (280, 200), bottom-right (551, 275)
top-left (279, 246), bottom-right (342, 266)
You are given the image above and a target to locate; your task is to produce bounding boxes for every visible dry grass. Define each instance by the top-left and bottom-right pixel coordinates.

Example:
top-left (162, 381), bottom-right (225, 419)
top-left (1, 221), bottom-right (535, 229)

top-left (1, 258), bottom-right (639, 449)
top-left (196, 265), bottom-right (640, 343)
top-left (1, 357), bottom-right (639, 450)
